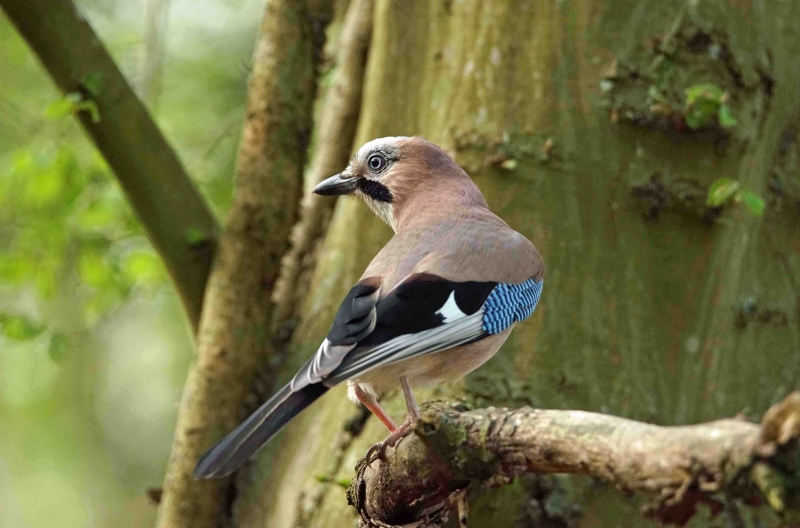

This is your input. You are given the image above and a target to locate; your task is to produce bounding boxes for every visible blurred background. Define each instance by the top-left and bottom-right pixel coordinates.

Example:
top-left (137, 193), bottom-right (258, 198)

top-left (0, 1), bottom-right (258, 525)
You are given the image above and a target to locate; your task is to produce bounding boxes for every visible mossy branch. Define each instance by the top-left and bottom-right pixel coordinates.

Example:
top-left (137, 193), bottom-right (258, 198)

top-left (349, 392), bottom-right (800, 527)
top-left (1, 0), bottom-right (220, 331)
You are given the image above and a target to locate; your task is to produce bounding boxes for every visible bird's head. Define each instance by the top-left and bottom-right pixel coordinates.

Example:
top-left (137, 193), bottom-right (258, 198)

top-left (313, 136), bottom-right (485, 230)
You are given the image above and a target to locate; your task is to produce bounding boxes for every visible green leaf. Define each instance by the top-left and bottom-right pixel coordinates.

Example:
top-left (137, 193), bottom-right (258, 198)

top-left (76, 200), bottom-right (118, 229)
top-left (685, 99), bottom-right (721, 130)
top-left (707, 178), bottom-right (740, 207)
top-left (740, 189), bottom-right (765, 216)
top-left (718, 105), bottom-right (737, 129)
top-left (48, 332), bottom-right (69, 362)
top-left (0, 313), bottom-right (45, 340)
top-left (124, 251), bottom-right (164, 284)
top-left (24, 167), bottom-right (63, 205)
top-left (81, 72), bottom-right (104, 98)
top-left (78, 250), bottom-right (111, 288)
top-left (75, 100), bottom-right (101, 123)
top-left (313, 474), bottom-right (348, 488)
top-left (0, 255), bottom-right (29, 283)
top-left (185, 227), bottom-right (208, 247)
top-left (45, 98), bottom-right (75, 120)
top-left (684, 109), bottom-right (706, 130)
top-left (35, 270), bottom-right (58, 298)
top-left (44, 92), bottom-right (100, 123)
top-left (685, 83), bottom-right (725, 105)
top-left (684, 84), bottom-right (732, 130)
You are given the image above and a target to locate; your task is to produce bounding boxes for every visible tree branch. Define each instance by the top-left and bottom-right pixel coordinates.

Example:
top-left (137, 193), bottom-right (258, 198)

top-left (155, 1), bottom-right (332, 527)
top-left (272, 0), bottom-right (374, 330)
top-left (1, 0), bottom-right (220, 331)
top-left (349, 393), bottom-right (800, 527)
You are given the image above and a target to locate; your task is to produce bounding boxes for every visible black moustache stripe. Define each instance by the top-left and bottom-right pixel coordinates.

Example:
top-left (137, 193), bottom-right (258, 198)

top-left (357, 178), bottom-right (393, 203)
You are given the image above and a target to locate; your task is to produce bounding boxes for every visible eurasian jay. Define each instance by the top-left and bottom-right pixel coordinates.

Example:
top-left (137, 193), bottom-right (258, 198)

top-left (194, 136), bottom-right (544, 479)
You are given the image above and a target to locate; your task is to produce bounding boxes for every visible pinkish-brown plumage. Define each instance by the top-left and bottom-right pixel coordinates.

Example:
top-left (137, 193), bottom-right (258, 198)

top-left (344, 137), bottom-right (543, 399)
top-left (194, 136), bottom-right (544, 479)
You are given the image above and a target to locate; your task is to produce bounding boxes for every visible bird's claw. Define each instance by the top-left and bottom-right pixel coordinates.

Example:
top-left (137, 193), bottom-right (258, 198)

top-left (364, 420), bottom-right (414, 466)
top-left (364, 441), bottom-right (385, 465)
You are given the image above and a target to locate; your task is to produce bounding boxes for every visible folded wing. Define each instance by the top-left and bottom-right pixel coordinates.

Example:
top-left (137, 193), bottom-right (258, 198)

top-left (194, 272), bottom-right (542, 478)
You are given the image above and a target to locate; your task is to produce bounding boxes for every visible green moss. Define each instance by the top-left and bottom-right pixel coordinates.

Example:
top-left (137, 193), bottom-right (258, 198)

top-left (602, 21), bottom-right (771, 145)
top-left (469, 475), bottom-right (585, 528)
top-left (414, 403), bottom-right (501, 480)
top-left (417, 407), bottom-right (467, 449)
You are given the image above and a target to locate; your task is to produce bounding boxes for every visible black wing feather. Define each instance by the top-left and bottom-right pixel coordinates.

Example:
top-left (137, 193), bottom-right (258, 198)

top-left (195, 273), bottom-right (497, 479)
top-left (194, 383), bottom-right (328, 478)
top-left (327, 281), bottom-right (380, 345)
top-left (358, 273), bottom-right (496, 348)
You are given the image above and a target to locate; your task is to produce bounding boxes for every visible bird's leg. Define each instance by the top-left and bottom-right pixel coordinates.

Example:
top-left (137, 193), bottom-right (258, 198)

top-left (365, 377), bottom-right (419, 463)
top-left (353, 384), bottom-right (397, 432)
top-left (379, 377), bottom-right (419, 449)
top-left (400, 375), bottom-right (420, 421)
top-left (381, 376), bottom-right (419, 449)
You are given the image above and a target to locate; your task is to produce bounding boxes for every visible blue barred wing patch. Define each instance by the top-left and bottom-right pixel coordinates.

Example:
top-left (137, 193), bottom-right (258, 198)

top-left (482, 279), bottom-right (543, 334)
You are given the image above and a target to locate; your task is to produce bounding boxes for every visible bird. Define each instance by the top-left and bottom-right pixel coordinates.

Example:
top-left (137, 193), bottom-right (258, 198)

top-left (194, 136), bottom-right (544, 479)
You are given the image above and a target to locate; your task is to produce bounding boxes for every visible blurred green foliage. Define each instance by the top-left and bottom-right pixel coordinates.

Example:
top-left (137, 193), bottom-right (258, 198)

top-left (684, 83), bottom-right (737, 130)
top-left (45, 92), bottom-right (101, 123)
top-left (0, 0), bottom-right (261, 526)
top-left (706, 177), bottom-right (765, 216)
top-left (0, 144), bottom-right (155, 324)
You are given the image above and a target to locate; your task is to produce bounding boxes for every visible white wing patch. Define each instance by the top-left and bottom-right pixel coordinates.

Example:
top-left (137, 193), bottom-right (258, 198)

top-left (290, 339), bottom-right (355, 391)
top-left (435, 291), bottom-right (467, 323)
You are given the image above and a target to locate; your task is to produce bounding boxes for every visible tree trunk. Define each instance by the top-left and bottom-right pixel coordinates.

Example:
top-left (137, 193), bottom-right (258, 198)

top-left (155, 1), bottom-right (331, 527)
top-left (230, 0), bottom-right (800, 526)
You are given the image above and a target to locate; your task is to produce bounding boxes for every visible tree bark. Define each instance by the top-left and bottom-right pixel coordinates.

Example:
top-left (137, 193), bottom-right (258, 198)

top-left (272, 0), bottom-right (374, 333)
top-left (350, 393), bottom-right (800, 527)
top-left (233, 1), bottom-right (800, 527)
top-left (1, 0), bottom-right (219, 331)
top-left (155, 1), bottom-right (332, 527)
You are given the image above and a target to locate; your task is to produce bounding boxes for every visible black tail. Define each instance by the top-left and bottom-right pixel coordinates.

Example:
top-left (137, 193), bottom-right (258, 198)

top-left (194, 382), bottom-right (328, 478)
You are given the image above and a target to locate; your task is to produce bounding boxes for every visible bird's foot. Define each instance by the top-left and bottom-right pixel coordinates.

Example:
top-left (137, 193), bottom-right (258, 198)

top-left (365, 418), bottom-right (415, 465)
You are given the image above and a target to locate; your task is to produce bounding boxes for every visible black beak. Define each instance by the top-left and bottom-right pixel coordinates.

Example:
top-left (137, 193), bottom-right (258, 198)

top-left (312, 173), bottom-right (359, 196)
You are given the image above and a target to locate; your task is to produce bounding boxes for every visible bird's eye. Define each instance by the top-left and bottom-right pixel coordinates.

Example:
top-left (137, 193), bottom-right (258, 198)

top-left (367, 154), bottom-right (386, 172)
